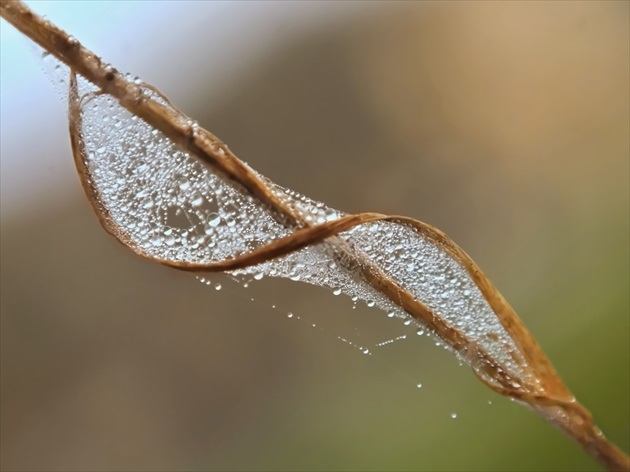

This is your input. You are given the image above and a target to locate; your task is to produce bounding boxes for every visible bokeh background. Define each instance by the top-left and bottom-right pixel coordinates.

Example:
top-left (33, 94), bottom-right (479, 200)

top-left (1, 1), bottom-right (628, 471)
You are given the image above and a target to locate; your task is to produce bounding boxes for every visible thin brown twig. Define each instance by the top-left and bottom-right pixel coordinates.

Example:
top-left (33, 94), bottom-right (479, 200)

top-left (1, 1), bottom-right (628, 470)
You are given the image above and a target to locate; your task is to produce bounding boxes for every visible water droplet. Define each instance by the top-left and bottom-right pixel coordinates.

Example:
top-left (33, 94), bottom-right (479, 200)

top-left (450, 412), bottom-right (458, 419)
top-left (387, 312), bottom-right (395, 318)
top-left (325, 208), bottom-right (337, 222)
top-left (287, 312), bottom-right (294, 318)
top-left (214, 283), bottom-right (222, 291)
top-left (332, 288), bottom-right (342, 296)
top-left (207, 213), bottom-right (221, 227)
top-left (177, 177), bottom-right (191, 191)
top-left (190, 192), bottom-right (203, 207)
top-left (254, 272), bottom-right (264, 281)
top-left (416, 383), bottom-right (423, 389)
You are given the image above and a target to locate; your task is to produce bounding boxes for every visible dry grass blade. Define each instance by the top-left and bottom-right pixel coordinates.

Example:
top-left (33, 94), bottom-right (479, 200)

top-left (2, 1), bottom-right (628, 470)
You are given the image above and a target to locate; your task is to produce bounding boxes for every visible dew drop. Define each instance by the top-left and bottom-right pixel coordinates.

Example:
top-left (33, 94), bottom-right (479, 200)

top-left (207, 213), bottom-right (221, 227)
top-left (177, 177), bottom-right (191, 191)
top-left (190, 192), bottom-right (203, 207)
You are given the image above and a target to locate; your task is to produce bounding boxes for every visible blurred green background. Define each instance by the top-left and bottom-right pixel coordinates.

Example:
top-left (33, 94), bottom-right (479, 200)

top-left (1, 1), bottom-right (628, 471)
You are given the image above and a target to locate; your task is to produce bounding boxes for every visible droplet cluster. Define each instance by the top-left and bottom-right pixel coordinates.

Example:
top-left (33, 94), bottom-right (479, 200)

top-left (340, 221), bottom-right (525, 377)
top-left (77, 78), bottom-right (291, 266)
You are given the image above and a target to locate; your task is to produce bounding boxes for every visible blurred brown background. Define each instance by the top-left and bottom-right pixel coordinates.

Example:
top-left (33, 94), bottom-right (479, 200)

top-left (1, 1), bottom-right (628, 471)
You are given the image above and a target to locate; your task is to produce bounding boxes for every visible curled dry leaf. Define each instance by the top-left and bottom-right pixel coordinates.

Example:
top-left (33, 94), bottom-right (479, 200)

top-left (1, 1), bottom-right (628, 470)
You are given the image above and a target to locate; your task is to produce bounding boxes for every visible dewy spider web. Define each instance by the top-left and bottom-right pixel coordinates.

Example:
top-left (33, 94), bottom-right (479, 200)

top-left (68, 71), bottom-right (528, 388)
top-left (2, 1), bottom-right (627, 469)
